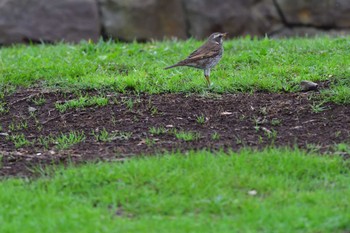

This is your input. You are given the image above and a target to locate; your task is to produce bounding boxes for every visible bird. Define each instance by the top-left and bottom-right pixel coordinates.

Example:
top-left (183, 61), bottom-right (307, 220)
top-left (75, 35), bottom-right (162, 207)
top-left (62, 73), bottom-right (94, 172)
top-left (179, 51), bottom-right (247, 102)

top-left (165, 32), bottom-right (227, 86)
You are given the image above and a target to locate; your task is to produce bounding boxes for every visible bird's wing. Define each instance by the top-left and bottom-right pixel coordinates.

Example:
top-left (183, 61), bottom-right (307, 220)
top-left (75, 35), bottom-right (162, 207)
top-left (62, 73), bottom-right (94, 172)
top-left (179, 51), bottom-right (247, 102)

top-left (165, 41), bottom-right (221, 68)
top-left (186, 41), bottom-right (221, 61)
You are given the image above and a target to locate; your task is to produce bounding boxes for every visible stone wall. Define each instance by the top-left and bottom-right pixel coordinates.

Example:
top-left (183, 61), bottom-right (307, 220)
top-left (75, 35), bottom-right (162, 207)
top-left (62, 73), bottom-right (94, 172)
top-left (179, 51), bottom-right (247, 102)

top-left (0, 0), bottom-right (349, 45)
top-left (0, 0), bottom-right (100, 45)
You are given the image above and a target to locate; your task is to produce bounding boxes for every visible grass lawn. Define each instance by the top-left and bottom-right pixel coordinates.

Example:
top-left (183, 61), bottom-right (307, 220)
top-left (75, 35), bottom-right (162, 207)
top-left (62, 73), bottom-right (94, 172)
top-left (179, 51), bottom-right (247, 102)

top-left (1, 149), bottom-right (350, 233)
top-left (1, 37), bottom-right (350, 232)
top-left (0, 37), bottom-right (350, 102)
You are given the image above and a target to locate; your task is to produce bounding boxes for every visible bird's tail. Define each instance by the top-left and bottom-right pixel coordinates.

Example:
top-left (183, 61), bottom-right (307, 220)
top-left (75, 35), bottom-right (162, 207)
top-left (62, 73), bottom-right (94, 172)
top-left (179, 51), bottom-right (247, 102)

top-left (164, 63), bottom-right (181, 70)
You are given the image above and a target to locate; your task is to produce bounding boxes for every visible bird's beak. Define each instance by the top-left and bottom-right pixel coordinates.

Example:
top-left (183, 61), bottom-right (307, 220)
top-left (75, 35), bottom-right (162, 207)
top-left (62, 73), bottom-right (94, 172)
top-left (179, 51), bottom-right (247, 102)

top-left (222, 32), bottom-right (228, 37)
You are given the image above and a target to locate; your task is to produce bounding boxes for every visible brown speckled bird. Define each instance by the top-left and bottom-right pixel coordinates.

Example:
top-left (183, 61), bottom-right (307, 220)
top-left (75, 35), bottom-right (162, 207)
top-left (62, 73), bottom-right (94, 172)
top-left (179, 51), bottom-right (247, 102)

top-left (165, 32), bottom-right (227, 86)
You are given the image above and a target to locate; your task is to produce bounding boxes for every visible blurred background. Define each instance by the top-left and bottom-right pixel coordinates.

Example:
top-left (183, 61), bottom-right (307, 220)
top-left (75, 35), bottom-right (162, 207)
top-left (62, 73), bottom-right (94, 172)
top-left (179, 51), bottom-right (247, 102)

top-left (0, 0), bottom-right (349, 45)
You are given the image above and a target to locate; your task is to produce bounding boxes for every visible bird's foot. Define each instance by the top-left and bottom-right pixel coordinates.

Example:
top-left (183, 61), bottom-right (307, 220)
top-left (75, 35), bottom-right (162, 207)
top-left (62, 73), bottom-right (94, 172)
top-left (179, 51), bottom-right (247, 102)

top-left (207, 82), bottom-right (215, 89)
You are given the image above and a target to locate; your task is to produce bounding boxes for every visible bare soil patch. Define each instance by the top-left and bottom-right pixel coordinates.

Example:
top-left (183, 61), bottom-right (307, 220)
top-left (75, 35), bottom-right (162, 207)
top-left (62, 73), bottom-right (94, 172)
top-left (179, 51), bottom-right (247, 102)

top-left (1, 88), bottom-right (350, 177)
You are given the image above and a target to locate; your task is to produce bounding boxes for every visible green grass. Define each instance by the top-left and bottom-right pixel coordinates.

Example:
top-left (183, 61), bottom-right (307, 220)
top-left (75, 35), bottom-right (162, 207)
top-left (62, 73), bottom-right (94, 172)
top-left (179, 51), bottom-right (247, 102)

top-left (0, 100), bottom-right (7, 114)
top-left (0, 149), bottom-right (349, 232)
top-left (6, 133), bottom-right (31, 148)
top-left (0, 37), bottom-right (350, 102)
top-left (174, 130), bottom-right (201, 141)
top-left (149, 126), bottom-right (167, 135)
top-left (211, 132), bottom-right (220, 140)
top-left (196, 114), bottom-right (206, 124)
top-left (31, 96), bottom-right (46, 106)
top-left (91, 128), bottom-right (117, 142)
top-left (55, 95), bottom-right (109, 113)
top-left (8, 120), bottom-right (28, 131)
top-left (54, 131), bottom-right (86, 150)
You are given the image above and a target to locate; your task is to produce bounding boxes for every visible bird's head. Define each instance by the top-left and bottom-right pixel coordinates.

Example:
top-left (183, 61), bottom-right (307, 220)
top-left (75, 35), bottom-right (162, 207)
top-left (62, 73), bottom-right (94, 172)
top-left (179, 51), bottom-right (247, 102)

top-left (208, 32), bottom-right (227, 45)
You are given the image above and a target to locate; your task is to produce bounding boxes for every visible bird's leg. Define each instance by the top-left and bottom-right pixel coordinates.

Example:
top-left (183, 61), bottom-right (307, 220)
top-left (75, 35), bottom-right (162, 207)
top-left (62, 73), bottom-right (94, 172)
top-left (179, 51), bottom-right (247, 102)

top-left (205, 75), bottom-right (211, 86)
top-left (204, 69), bottom-right (211, 87)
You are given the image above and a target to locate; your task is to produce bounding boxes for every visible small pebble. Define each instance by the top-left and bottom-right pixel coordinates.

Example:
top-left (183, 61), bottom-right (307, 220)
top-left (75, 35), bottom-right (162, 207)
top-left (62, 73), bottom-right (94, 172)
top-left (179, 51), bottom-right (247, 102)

top-left (28, 106), bottom-right (37, 112)
top-left (220, 111), bottom-right (233, 115)
top-left (248, 190), bottom-right (258, 196)
top-left (300, 80), bottom-right (318, 92)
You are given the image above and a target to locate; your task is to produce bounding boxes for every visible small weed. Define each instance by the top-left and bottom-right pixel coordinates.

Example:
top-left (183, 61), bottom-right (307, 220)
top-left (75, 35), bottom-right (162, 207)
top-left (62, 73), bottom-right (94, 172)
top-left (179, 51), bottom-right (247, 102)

top-left (8, 122), bottom-right (15, 131)
top-left (55, 131), bottom-right (86, 150)
top-left (175, 131), bottom-right (201, 141)
top-left (29, 111), bottom-right (37, 118)
top-left (196, 115), bottom-right (206, 124)
top-left (211, 132), bottom-right (220, 140)
top-left (254, 125), bottom-right (260, 132)
top-left (117, 131), bottom-right (133, 140)
top-left (239, 115), bottom-right (246, 121)
top-left (252, 116), bottom-right (267, 125)
top-left (334, 143), bottom-right (350, 154)
top-left (111, 116), bottom-right (117, 126)
top-left (169, 128), bottom-right (178, 135)
top-left (122, 96), bottom-right (141, 110)
top-left (306, 144), bottom-right (323, 153)
top-left (37, 125), bottom-right (43, 132)
top-left (334, 131), bottom-right (342, 138)
top-left (6, 133), bottom-right (31, 148)
top-left (151, 106), bottom-right (158, 116)
top-left (55, 96), bottom-right (109, 113)
top-left (263, 128), bottom-right (277, 140)
top-left (271, 118), bottom-right (282, 126)
top-left (149, 126), bottom-right (166, 135)
top-left (111, 97), bottom-right (120, 104)
top-left (133, 115), bottom-right (139, 122)
top-left (145, 137), bottom-right (156, 146)
top-left (0, 101), bottom-right (8, 114)
top-left (91, 128), bottom-right (117, 142)
top-left (32, 96), bottom-right (46, 106)
top-left (125, 98), bottom-right (135, 110)
top-left (234, 135), bottom-right (243, 145)
top-left (17, 121), bottom-right (28, 130)
top-left (310, 101), bottom-right (328, 113)
top-left (30, 113), bottom-right (41, 126)
top-left (8, 121), bottom-right (28, 131)
top-left (37, 135), bottom-right (52, 149)
top-left (259, 107), bottom-right (268, 115)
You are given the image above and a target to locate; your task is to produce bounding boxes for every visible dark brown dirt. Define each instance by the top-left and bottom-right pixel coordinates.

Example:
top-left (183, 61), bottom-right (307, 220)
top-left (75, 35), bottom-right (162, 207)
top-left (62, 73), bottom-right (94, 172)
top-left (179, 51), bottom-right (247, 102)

top-left (1, 88), bottom-right (350, 177)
